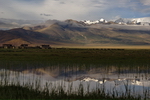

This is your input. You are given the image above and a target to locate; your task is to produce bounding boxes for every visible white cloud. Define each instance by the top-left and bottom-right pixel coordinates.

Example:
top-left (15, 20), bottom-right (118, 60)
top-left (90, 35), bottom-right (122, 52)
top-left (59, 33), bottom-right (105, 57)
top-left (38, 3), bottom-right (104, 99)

top-left (130, 0), bottom-right (150, 13)
top-left (39, 0), bottom-right (108, 20)
top-left (0, 0), bottom-right (108, 20)
top-left (0, 0), bottom-right (39, 19)
top-left (0, 0), bottom-right (150, 20)
top-left (140, 0), bottom-right (150, 5)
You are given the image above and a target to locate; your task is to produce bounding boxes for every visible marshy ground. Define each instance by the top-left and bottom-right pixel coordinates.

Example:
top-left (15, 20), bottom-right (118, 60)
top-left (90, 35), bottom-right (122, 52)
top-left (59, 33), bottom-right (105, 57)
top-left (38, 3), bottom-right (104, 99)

top-left (0, 48), bottom-right (149, 100)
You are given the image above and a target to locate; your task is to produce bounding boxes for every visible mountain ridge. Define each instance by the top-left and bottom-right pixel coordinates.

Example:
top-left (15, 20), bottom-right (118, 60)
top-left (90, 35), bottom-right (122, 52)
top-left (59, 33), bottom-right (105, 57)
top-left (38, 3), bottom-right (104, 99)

top-left (1, 17), bottom-right (150, 30)
top-left (0, 18), bottom-right (150, 47)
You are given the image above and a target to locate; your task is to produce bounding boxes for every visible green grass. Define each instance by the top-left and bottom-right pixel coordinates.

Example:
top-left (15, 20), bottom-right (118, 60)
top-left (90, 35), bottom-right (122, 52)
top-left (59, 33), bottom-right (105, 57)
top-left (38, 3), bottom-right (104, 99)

top-left (0, 85), bottom-right (49, 99)
top-left (0, 83), bottom-right (142, 100)
top-left (0, 48), bottom-right (149, 68)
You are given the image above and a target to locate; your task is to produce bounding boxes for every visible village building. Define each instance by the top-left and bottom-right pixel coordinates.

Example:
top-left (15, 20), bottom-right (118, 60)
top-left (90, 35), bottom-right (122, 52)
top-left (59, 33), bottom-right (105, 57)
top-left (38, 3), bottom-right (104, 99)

top-left (2, 44), bottom-right (14, 49)
top-left (19, 44), bottom-right (29, 49)
top-left (40, 45), bottom-right (51, 49)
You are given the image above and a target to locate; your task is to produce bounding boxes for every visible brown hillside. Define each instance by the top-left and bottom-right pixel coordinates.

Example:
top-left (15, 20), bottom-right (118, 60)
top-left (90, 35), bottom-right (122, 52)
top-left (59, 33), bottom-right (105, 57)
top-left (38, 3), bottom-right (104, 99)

top-left (36, 22), bottom-right (150, 45)
top-left (0, 28), bottom-right (52, 46)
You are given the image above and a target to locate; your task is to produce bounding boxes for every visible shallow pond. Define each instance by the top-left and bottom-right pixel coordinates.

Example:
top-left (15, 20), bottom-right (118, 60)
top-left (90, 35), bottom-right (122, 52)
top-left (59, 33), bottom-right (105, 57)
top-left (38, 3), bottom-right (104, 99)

top-left (0, 65), bottom-right (150, 98)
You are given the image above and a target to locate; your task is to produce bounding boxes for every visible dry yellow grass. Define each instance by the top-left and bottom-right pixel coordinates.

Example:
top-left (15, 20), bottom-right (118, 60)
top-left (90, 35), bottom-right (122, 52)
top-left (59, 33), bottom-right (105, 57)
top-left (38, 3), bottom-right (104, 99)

top-left (51, 43), bottom-right (150, 49)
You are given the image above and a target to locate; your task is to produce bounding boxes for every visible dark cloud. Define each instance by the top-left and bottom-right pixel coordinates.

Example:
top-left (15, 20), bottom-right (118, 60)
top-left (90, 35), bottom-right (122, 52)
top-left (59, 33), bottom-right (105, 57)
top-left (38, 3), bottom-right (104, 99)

top-left (17, 0), bottom-right (44, 3)
top-left (40, 14), bottom-right (52, 17)
top-left (60, 2), bottom-right (65, 4)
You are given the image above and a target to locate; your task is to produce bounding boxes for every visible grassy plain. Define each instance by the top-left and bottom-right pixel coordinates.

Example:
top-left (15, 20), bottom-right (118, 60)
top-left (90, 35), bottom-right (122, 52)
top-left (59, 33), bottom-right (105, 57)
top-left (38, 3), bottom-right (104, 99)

top-left (0, 48), bottom-right (150, 67)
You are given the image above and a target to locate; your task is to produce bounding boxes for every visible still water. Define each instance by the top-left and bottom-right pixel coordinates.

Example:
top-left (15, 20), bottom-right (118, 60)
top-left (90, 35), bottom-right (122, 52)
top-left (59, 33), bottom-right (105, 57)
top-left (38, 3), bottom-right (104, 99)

top-left (0, 64), bottom-right (150, 98)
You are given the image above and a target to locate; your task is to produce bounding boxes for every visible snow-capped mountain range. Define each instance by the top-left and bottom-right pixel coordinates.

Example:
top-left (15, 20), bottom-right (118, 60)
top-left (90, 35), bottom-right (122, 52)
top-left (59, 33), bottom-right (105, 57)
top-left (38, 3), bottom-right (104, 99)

top-left (0, 17), bottom-right (150, 30)
top-left (82, 17), bottom-right (150, 26)
top-left (82, 18), bottom-right (108, 25)
top-left (115, 17), bottom-right (150, 25)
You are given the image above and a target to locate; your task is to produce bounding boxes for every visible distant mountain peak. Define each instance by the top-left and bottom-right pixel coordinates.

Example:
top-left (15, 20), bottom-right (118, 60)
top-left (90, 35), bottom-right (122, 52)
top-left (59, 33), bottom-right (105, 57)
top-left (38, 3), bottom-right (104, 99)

top-left (82, 18), bottom-right (107, 25)
top-left (115, 17), bottom-right (150, 25)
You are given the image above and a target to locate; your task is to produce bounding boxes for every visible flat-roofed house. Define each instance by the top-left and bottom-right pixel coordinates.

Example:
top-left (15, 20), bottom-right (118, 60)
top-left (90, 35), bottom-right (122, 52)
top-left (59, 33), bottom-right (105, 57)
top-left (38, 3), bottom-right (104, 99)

top-left (2, 44), bottom-right (14, 49)
top-left (40, 45), bottom-right (51, 49)
top-left (19, 44), bottom-right (28, 49)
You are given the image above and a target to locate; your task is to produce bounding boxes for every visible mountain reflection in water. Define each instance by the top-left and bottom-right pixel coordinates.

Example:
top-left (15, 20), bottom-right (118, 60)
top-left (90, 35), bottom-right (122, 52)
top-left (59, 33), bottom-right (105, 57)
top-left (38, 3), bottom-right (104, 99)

top-left (0, 65), bottom-right (150, 97)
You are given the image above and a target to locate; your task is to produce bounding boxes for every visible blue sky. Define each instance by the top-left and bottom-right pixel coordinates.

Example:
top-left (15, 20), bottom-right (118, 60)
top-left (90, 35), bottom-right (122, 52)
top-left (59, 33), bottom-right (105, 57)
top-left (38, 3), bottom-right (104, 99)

top-left (0, 0), bottom-right (150, 21)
